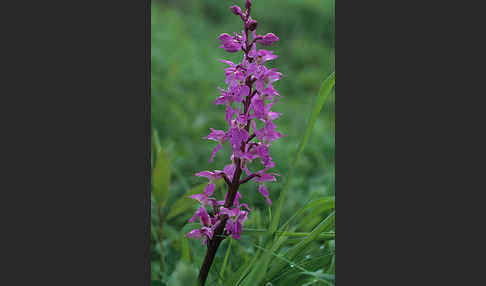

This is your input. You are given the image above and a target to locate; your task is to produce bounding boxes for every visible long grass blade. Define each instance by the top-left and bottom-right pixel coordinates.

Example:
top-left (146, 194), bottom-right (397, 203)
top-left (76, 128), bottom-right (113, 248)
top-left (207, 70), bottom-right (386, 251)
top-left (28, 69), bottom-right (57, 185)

top-left (240, 228), bottom-right (289, 286)
top-left (270, 72), bottom-right (335, 233)
top-left (267, 211), bottom-right (335, 279)
top-left (152, 148), bottom-right (170, 208)
top-left (278, 197), bottom-right (335, 232)
top-left (229, 248), bottom-right (262, 286)
top-left (243, 229), bottom-right (335, 240)
top-left (219, 238), bottom-right (232, 280)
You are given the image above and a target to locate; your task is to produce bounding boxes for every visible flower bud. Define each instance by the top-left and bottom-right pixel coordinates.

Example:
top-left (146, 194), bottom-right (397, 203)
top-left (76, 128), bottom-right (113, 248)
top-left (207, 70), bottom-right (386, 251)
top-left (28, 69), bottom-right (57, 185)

top-left (230, 5), bottom-right (242, 16)
top-left (246, 18), bottom-right (258, 31)
top-left (245, 0), bottom-right (252, 10)
top-left (256, 33), bottom-right (279, 45)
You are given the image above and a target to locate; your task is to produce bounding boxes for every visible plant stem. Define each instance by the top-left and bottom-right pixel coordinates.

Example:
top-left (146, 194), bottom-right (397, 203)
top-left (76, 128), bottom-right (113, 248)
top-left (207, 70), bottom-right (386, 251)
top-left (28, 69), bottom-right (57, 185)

top-left (197, 170), bottom-right (242, 285)
top-left (197, 215), bottom-right (228, 285)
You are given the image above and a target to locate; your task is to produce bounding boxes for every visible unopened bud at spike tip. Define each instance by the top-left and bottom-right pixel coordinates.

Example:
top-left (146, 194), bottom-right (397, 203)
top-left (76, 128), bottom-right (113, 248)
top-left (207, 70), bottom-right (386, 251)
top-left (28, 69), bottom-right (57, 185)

top-left (245, 0), bottom-right (252, 10)
top-left (230, 5), bottom-right (242, 16)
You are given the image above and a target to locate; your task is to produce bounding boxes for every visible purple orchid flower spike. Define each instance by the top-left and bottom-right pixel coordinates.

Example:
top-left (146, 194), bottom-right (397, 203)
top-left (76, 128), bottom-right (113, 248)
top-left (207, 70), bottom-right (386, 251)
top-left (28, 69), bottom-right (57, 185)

top-left (188, 1), bottom-right (284, 284)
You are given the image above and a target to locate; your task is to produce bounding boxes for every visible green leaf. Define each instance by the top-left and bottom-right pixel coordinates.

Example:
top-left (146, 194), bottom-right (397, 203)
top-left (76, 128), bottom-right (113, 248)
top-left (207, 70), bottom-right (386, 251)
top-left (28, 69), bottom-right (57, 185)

top-left (267, 211), bottom-right (335, 279)
top-left (243, 229), bottom-right (335, 240)
top-left (151, 129), bottom-right (162, 170)
top-left (152, 128), bottom-right (162, 153)
top-left (219, 238), bottom-right (233, 281)
top-left (180, 233), bottom-right (191, 263)
top-left (151, 262), bottom-right (161, 281)
top-left (241, 228), bottom-right (289, 286)
top-left (284, 234), bottom-right (335, 245)
top-left (229, 248), bottom-right (262, 286)
top-left (270, 72), bottom-right (335, 233)
top-left (279, 197), bottom-right (335, 232)
top-left (152, 148), bottom-right (170, 208)
top-left (150, 280), bottom-right (164, 286)
top-left (302, 270), bottom-right (335, 284)
top-left (250, 241), bottom-right (311, 273)
top-left (166, 261), bottom-right (198, 286)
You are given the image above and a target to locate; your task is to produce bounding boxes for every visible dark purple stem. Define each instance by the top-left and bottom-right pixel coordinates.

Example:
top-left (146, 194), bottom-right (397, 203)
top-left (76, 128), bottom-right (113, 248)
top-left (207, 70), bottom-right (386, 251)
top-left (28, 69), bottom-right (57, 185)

top-left (246, 133), bottom-right (256, 144)
top-left (239, 173), bottom-right (261, 185)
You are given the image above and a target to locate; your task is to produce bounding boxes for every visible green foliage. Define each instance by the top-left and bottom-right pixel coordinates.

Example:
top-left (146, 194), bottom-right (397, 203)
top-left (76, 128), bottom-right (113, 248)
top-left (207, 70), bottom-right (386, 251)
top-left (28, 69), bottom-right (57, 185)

top-left (271, 72), bottom-right (335, 233)
top-left (152, 146), bottom-right (170, 208)
top-left (151, 0), bottom-right (335, 285)
top-left (166, 261), bottom-right (198, 286)
top-left (268, 211), bottom-right (335, 279)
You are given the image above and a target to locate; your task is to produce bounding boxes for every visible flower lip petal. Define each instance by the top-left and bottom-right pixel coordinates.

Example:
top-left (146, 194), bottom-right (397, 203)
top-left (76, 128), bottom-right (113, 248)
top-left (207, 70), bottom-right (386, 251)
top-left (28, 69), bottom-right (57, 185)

top-left (218, 33), bottom-right (233, 41)
top-left (195, 171), bottom-right (213, 178)
top-left (220, 59), bottom-right (235, 66)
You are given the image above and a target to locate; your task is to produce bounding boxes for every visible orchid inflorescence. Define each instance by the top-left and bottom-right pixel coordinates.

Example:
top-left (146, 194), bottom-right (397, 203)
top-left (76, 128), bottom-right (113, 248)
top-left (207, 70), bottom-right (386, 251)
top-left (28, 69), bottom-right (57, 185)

top-left (185, 0), bottom-right (283, 246)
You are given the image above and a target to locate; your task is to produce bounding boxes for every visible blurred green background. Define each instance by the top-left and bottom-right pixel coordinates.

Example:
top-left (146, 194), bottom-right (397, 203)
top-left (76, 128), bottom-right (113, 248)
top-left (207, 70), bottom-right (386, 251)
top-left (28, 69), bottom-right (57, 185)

top-left (151, 0), bottom-right (334, 285)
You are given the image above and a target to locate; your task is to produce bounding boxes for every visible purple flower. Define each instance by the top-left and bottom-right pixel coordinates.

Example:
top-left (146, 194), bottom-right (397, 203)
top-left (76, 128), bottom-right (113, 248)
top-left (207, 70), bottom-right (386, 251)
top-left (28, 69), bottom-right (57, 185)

top-left (246, 18), bottom-right (258, 31)
top-left (188, 206), bottom-right (211, 226)
top-left (220, 207), bottom-right (249, 239)
top-left (255, 67), bottom-right (282, 94)
top-left (205, 128), bottom-right (229, 162)
top-left (254, 171), bottom-right (279, 183)
top-left (189, 193), bottom-right (219, 208)
top-left (225, 106), bottom-right (237, 124)
top-left (256, 33), bottom-right (279, 46)
top-left (195, 170), bottom-right (223, 181)
top-left (259, 184), bottom-right (272, 205)
top-left (255, 144), bottom-right (274, 168)
top-left (264, 103), bottom-right (281, 121)
top-left (252, 120), bottom-right (284, 145)
top-left (185, 227), bottom-right (213, 244)
top-left (223, 163), bottom-right (236, 181)
top-left (221, 60), bottom-right (246, 85)
top-left (195, 170), bottom-right (224, 195)
top-left (249, 46), bottom-right (279, 66)
top-left (215, 87), bottom-right (233, 105)
top-left (206, 128), bottom-right (226, 142)
top-left (204, 182), bottom-right (215, 196)
top-left (228, 125), bottom-right (249, 152)
top-left (250, 96), bottom-right (265, 120)
top-left (218, 33), bottom-right (242, 53)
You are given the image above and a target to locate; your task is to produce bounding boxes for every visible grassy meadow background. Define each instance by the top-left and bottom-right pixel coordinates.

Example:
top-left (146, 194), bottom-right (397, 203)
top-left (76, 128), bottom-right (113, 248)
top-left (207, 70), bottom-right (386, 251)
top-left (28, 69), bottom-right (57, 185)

top-left (151, 0), bottom-right (335, 285)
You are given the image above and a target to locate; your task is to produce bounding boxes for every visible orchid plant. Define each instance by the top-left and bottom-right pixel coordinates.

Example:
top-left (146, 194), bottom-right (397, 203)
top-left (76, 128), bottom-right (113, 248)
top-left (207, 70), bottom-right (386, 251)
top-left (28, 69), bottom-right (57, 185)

top-left (183, 0), bottom-right (284, 284)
